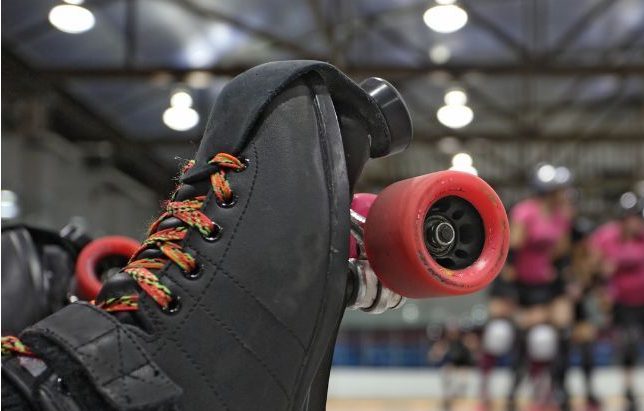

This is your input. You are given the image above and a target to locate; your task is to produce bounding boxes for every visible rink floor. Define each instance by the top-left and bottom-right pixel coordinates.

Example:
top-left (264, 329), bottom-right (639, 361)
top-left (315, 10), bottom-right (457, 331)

top-left (326, 367), bottom-right (644, 411)
top-left (326, 397), bottom-right (631, 411)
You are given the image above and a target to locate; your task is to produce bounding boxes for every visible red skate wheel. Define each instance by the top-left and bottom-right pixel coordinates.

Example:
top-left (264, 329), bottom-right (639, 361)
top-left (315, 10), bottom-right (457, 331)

top-left (75, 236), bottom-right (139, 300)
top-left (364, 170), bottom-right (509, 298)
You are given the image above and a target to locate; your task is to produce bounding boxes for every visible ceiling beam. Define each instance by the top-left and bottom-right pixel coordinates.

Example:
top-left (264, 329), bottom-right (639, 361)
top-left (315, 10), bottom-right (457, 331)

top-left (461, 1), bottom-right (530, 60)
top-left (460, 76), bottom-right (532, 133)
top-left (174, 0), bottom-right (323, 59)
top-left (143, 131), bottom-right (644, 147)
top-left (36, 63), bottom-right (644, 80)
top-left (548, 0), bottom-right (618, 59)
top-left (306, 0), bottom-right (338, 62)
top-left (124, 0), bottom-right (138, 67)
top-left (416, 131), bottom-right (644, 143)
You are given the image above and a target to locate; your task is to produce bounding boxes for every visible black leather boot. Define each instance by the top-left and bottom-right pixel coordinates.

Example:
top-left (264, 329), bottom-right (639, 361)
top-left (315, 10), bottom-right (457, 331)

top-left (1, 61), bottom-right (411, 410)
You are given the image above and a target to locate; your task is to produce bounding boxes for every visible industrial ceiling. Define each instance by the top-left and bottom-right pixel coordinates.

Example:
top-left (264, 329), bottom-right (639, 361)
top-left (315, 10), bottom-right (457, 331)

top-left (3, 0), bottom-right (644, 216)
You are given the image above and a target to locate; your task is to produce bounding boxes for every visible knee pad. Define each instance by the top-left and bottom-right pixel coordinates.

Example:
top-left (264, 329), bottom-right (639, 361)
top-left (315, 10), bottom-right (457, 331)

top-left (527, 324), bottom-right (558, 362)
top-left (483, 319), bottom-right (515, 356)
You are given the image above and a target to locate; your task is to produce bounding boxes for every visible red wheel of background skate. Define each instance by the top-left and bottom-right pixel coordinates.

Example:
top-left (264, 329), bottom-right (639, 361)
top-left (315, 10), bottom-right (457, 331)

top-left (364, 170), bottom-right (509, 298)
top-left (75, 236), bottom-right (139, 300)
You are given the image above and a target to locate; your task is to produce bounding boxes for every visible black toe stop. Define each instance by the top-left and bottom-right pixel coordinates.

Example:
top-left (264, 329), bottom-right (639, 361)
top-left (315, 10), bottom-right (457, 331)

top-left (359, 77), bottom-right (413, 157)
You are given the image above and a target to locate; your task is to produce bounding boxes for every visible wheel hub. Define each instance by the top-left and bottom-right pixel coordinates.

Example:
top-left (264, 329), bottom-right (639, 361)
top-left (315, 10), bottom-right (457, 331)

top-left (426, 216), bottom-right (457, 256)
top-left (423, 196), bottom-right (485, 269)
top-left (434, 221), bottom-right (456, 246)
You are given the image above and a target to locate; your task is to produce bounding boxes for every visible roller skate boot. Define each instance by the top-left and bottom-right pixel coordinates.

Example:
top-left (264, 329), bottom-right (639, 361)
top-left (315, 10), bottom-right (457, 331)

top-left (1, 61), bottom-right (411, 410)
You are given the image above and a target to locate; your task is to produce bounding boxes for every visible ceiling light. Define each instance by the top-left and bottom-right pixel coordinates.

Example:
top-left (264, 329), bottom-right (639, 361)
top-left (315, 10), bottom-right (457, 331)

top-left (450, 153), bottom-right (477, 175)
top-left (170, 91), bottom-right (193, 108)
top-left (451, 152), bottom-right (473, 167)
top-left (49, 4), bottom-right (95, 34)
top-left (620, 192), bottom-right (638, 209)
top-left (554, 166), bottom-right (571, 184)
top-left (1, 190), bottom-right (20, 220)
top-left (429, 44), bottom-right (451, 64)
top-left (437, 104), bottom-right (473, 128)
top-left (163, 108), bottom-right (199, 132)
top-left (536, 164), bottom-right (556, 183)
top-left (438, 87), bottom-right (473, 128)
top-left (163, 90), bottom-right (200, 132)
top-left (423, 4), bottom-right (468, 33)
top-left (444, 88), bottom-right (467, 106)
top-left (449, 165), bottom-right (478, 175)
top-left (184, 40), bottom-right (214, 68)
top-left (185, 71), bottom-right (214, 89)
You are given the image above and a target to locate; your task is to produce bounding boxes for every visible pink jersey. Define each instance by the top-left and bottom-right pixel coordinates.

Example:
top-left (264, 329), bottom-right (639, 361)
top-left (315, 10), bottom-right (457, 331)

top-left (511, 199), bottom-right (571, 285)
top-left (589, 222), bottom-right (644, 306)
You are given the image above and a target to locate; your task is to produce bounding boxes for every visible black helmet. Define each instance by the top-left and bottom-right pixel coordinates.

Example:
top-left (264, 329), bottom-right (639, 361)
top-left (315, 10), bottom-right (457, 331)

top-left (617, 192), bottom-right (644, 218)
top-left (531, 163), bottom-right (573, 195)
top-left (571, 216), bottom-right (595, 243)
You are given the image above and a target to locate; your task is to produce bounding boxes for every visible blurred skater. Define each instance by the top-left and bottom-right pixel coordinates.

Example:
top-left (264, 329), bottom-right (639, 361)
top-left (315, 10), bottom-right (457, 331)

top-left (566, 218), bottom-right (604, 411)
top-left (429, 322), bottom-right (479, 411)
top-left (478, 276), bottom-right (517, 411)
top-left (589, 194), bottom-right (644, 411)
top-left (504, 165), bottom-right (575, 411)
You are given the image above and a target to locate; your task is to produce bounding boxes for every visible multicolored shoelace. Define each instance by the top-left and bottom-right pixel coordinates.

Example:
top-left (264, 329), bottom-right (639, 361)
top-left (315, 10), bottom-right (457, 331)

top-left (1, 152), bottom-right (246, 357)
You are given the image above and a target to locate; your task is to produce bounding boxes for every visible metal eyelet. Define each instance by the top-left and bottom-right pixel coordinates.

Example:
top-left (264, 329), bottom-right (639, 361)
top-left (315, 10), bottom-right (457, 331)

top-left (237, 157), bottom-right (250, 171)
top-left (217, 194), bottom-right (237, 208)
top-left (183, 263), bottom-right (201, 280)
top-left (202, 225), bottom-right (222, 242)
top-left (161, 295), bottom-right (182, 315)
top-left (56, 377), bottom-right (71, 396)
